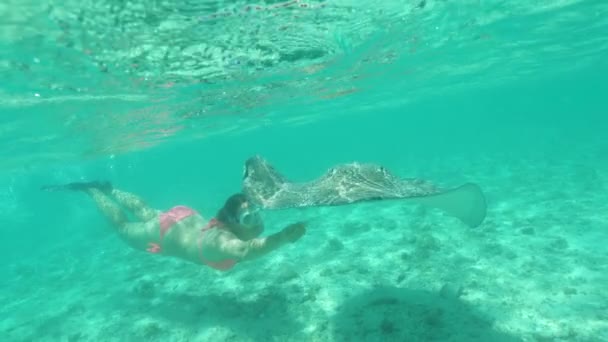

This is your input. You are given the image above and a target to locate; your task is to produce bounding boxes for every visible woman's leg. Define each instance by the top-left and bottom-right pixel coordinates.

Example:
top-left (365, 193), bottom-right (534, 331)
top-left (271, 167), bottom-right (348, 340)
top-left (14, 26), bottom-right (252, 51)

top-left (41, 180), bottom-right (158, 223)
top-left (86, 188), bottom-right (128, 228)
top-left (110, 189), bottom-right (159, 222)
top-left (85, 188), bottom-right (155, 251)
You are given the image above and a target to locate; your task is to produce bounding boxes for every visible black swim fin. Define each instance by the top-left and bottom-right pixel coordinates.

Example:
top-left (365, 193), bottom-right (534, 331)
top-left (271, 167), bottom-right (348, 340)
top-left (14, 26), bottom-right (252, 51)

top-left (41, 181), bottom-right (113, 193)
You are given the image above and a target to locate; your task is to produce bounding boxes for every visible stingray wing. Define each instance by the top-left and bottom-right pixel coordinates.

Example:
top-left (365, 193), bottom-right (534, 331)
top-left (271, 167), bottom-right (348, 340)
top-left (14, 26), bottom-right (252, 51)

top-left (241, 156), bottom-right (487, 227)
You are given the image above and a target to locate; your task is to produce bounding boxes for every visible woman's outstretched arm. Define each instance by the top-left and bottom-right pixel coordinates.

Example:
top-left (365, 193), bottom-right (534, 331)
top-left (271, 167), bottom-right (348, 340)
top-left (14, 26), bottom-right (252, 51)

top-left (216, 222), bottom-right (305, 262)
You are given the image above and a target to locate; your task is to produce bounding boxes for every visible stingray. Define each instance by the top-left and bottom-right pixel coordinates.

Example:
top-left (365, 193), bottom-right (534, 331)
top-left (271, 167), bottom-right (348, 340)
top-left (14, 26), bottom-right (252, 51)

top-left (241, 155), bottom-right (487, 228)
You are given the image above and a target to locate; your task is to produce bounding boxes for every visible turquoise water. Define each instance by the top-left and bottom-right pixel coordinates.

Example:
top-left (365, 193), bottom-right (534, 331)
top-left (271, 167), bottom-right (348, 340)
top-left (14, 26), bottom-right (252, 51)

top-left (2, 1), bottom-right (608, 341)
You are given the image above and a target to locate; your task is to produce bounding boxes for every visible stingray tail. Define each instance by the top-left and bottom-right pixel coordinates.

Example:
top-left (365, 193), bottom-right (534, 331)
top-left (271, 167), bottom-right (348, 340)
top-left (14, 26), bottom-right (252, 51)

top-left (410, 183), bottom-right (487, 228)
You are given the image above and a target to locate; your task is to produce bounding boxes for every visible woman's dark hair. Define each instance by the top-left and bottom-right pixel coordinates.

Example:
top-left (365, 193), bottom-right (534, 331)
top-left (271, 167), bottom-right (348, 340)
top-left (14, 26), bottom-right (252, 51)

top-left (216, 193), bottom-right (248, 224)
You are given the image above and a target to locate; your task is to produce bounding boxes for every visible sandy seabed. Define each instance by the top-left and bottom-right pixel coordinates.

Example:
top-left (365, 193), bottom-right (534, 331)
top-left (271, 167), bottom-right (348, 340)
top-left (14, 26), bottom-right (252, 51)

top-left (2, 155), bottom-right (607, 342)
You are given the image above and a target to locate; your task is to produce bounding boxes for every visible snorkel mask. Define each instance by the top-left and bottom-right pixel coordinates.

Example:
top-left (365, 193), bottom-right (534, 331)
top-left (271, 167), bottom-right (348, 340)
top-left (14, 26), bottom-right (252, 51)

top-left (239, 205), bottom-right (261, 225)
